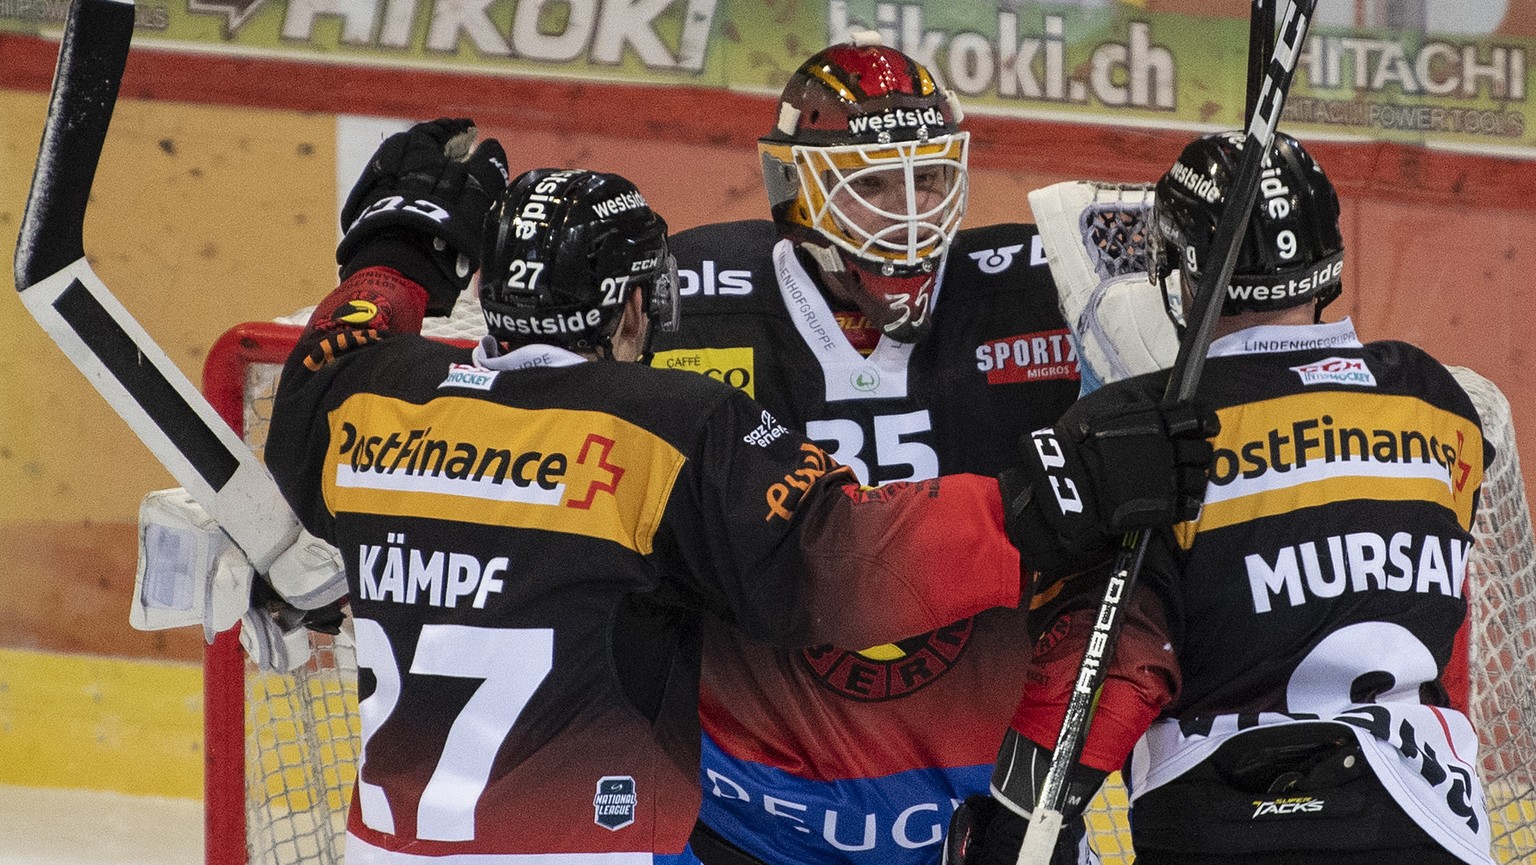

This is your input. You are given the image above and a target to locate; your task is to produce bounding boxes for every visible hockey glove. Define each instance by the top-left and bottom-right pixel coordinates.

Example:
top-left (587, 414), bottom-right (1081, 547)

top-left (1004, 379), bottom-right (1217, 574)
top-left (240, 578), bottom-right (345, 674)
top-left (944, 794), bottom-right (1088, 865)
top-left (337, 118), bottom-right (509, 314)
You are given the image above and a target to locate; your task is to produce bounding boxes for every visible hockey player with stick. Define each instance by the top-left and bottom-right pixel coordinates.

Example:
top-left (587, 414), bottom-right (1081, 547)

top-left (130, 117), bottom-right (1211, 863)
top-left (645, 32), bottom-right (1096, 865)
top-left (945, 132), bottom-right (1498, 865)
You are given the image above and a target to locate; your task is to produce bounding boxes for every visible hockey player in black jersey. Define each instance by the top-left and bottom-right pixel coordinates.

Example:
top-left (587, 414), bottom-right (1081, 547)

top-left (948, 132), bottom-right (1498, 865)
top-left (645, 32), bottom-right (1094, 865)
top-left (236, 118), bottom-right (1213, 865)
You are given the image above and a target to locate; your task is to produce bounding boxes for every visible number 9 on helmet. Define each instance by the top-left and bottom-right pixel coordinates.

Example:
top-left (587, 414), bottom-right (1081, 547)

top-left (479, 168), bottom-right (679, 358)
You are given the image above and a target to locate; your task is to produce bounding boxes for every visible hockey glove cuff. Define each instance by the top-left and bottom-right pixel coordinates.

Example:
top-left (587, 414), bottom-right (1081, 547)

top-left (337, 118), bottom-right (508, 313)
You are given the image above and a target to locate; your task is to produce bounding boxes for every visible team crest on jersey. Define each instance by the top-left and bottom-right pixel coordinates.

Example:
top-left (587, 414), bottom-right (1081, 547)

top-left (799, 618), bottom-right (974, 701)
top-left (593, 776), bottom-right (637, 830)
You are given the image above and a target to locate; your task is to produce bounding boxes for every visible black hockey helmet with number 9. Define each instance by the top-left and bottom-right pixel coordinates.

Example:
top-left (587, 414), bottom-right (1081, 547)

top-left (758, 31), bottom-right (969, 343)
top-left (1149, 130), bottom-right (1344, 327)
top-left (479, 168), bottom-right (678, 358)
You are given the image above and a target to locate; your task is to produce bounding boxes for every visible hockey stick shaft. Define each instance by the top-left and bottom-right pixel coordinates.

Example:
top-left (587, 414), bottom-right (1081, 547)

top-left (14, 0), bottom-right (303, 573)
top-left (1245, 0), bottom-right (1278, 124)
top-left (1015, 1), bottom-right (1317, 861)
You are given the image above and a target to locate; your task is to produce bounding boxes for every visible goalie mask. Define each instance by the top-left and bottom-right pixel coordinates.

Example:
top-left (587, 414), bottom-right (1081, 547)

top-left (480, 168), bottom-right (678, 358)
top-left (759, 33), bottom-right (969, 343)
top-left (1149, 130), bottom-right (1344, 329)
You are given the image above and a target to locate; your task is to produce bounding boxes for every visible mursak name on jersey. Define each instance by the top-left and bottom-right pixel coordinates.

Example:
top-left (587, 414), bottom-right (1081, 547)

top-left (974, 327), bottom-right (1080, 385)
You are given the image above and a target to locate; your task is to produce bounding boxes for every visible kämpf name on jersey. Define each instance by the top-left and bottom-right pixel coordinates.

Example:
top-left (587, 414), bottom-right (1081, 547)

top-left (356, 533), bottom-right (506, 608)
top-left (1246, 531), bottom-right (1470, 613)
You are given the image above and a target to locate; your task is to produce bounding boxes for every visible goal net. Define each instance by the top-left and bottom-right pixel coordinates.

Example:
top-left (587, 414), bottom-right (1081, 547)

top-left (200, 298), bottom-right (1536, 865)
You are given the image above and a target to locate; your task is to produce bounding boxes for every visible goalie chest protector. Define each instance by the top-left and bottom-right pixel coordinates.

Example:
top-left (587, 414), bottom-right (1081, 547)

top-left (652, 220), bottom-right (1081, 485)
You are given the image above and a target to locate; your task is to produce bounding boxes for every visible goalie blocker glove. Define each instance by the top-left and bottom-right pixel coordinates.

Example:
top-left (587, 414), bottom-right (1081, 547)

top-left (337, 118), bottom-right (509, 314)
top-left (1003, 378), bottom-right (1218, 575)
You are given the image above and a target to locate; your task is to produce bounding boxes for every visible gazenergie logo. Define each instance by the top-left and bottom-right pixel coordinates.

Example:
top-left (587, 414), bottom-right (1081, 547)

top-left (324, 394), bottom-right (685, 553)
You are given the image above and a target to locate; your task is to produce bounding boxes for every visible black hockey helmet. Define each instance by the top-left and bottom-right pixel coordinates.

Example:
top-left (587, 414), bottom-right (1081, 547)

top-left (480, 168), bottom-right (678, 357)
top-left (1149, 130), bottom-right (1344, 324)
top-left (758, 31), bottom-right (969, 343)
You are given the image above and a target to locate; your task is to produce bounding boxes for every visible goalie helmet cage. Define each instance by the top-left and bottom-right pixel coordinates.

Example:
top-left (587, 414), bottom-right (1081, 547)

top-left (199, 297), bottom-right (1536, 865)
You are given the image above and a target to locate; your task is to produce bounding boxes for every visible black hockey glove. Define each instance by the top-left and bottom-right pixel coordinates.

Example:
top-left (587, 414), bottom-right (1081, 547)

top-left (1003, 379), bottom-right (1218, 575)
top-left (337, 118), bottom-right (508, 314)
top-left (944, 795), bottom-right (1086, 865)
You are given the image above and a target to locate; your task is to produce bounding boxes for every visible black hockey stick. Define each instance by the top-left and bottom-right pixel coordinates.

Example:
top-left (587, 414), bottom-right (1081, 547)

top-left (14, 0), bottom-right (306, 576)
top-left (1245, 0), bottom-right (1278, 123)
top-left (1014, 0), bottom-right (1318, 861)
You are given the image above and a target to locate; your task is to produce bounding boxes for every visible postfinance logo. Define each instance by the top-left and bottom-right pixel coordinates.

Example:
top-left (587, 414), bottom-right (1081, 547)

top-left (324, 394), bottom-right (685, 553)
top-left (1186, 391), bottom-right (1484, 539)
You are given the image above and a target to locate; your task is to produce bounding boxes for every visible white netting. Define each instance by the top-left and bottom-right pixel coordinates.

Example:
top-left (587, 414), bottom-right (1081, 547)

top-left (1449, 365), bottom-right (1536, 864)
top-left (211, 300), bottom-right (1535, 865)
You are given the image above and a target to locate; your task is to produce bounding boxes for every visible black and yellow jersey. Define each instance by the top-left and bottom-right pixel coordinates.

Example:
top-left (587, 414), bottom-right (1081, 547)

top-left (263, 267), bottom-right (1025, 864)
top-left (1107, 319), bottom-right (1496, 864)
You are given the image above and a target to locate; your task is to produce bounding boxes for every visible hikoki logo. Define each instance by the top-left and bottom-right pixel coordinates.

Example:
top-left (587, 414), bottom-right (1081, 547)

top-left (1290, 356), bottom-right (1377, 387)
top-left (439, 363), bottom-right (499, 391)
top-left (594, 776), bottom-right (638, 830)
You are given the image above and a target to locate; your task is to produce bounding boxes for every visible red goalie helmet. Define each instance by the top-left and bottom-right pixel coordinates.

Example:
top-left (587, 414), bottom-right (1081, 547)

top-left (759, 33), bottom-right (969, 342)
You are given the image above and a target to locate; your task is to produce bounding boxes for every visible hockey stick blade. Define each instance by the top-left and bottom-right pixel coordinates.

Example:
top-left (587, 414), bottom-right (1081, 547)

top-left (14, 0), bottom-right (303, 575)
top-left (1015, 1), bottom-right (1318, 862)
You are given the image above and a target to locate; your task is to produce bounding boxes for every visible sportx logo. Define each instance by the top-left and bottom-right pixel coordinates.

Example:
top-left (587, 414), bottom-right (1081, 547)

top-left (975, 328), bottom-right (1079, 385)
top-left (847, 106), bottom-right (947, 136)
top-left (332, 421), bottom-right (623, 510)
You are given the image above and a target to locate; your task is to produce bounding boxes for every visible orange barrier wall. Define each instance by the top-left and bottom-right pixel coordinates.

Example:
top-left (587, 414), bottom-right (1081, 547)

top-left (1, 34), bottom-right (1531, 662)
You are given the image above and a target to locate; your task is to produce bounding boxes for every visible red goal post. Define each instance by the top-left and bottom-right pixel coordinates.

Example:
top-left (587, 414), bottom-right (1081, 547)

top-left (199, 302), bottom-right (1536, 865)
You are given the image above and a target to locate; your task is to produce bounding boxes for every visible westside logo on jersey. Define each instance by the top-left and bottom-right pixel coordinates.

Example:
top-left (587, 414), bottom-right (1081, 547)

top-left (974, 327), bottom-right (1080, 385)
top-left (593, 776), bottom-right (637, 830)
top-left (651, 346), bottom-right (755, 397)
top-left (323, 392), bottom-right (686, 553)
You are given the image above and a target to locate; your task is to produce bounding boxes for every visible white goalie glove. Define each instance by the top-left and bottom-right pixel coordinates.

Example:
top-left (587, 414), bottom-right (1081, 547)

top-left (133, 487), bottom-right (346, 672)
top-left (1028, 181), bottom-right (1179, 390)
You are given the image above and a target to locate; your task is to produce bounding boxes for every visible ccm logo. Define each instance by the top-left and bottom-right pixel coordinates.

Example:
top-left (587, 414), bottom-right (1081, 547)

top-left (1030, 428), bottom-right (1084, 514)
